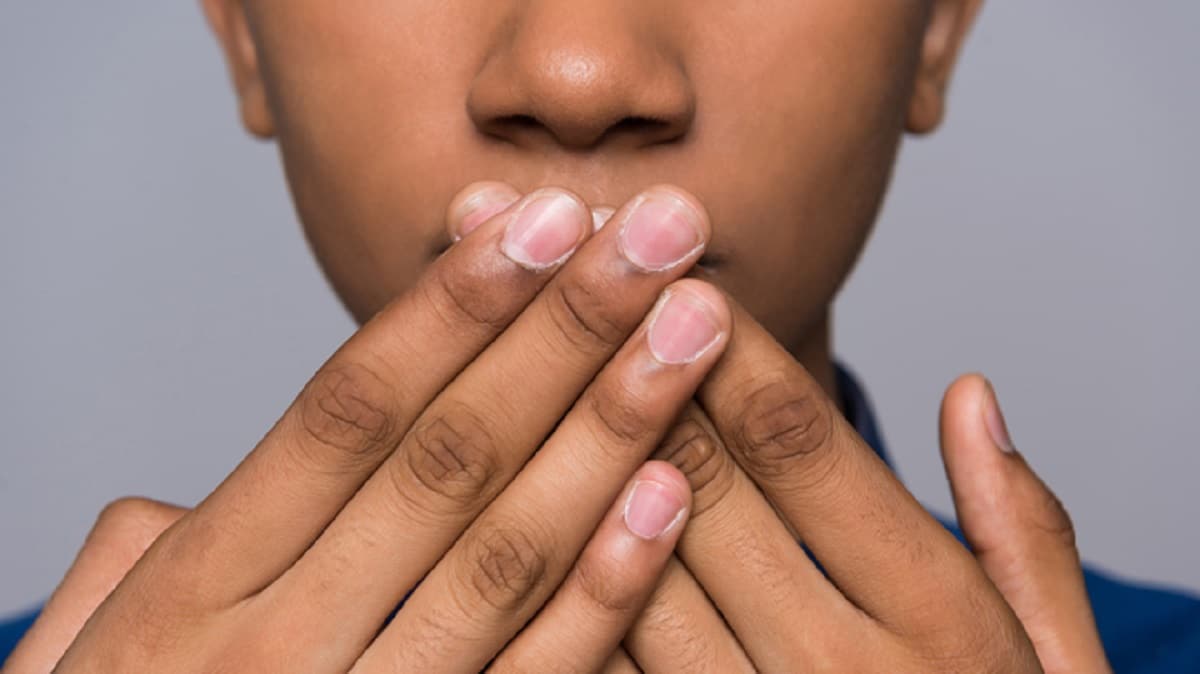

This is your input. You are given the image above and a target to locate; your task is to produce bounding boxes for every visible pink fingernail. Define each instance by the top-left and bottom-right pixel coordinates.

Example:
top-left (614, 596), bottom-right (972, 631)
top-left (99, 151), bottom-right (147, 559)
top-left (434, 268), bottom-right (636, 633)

top-left (501, 191), bottom-right (586, 270)
top-left (618, 191), bottom-right (705, 272)
top-left (623, 480), bottom-right (686, 540)
top-left (647, 289), bottom-right (722, 364)
top-left (983, 381), bottom-right (1017, 454)
top-left (455, 188), bottom-right (519, 240)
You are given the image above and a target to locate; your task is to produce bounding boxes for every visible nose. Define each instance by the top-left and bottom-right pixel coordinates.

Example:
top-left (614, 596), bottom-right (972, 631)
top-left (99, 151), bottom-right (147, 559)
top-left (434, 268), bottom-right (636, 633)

top-left (467, 3), bottom-right (695, 151)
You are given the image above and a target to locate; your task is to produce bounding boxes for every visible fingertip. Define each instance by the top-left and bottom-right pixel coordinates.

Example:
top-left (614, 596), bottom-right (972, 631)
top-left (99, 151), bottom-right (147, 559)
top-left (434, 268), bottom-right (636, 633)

top-left (635, 460), bottom-right (693, 507)
top-left (666, 278), bottom-right (732, 334)
top-left (941, 372), bottom-right (1056, 558)
top-left (939, 372), bottom-right (1010, 533)
top-left (981, 379), bottom-right (1018, 455)
top-left (945, 371), bottom-right (989, 400)
top-left (940, 372), bottom-right (988, 425)
top-left (645, 280), bottom-right (731, 366)
top-left (446, 181), bottom-right (522, 241)
top-left (939, 372), bottom-right (993, 462)
top-left (622, 461), bottom-right (692, 542)
top-left (641, 184), bottom-right (712, 242)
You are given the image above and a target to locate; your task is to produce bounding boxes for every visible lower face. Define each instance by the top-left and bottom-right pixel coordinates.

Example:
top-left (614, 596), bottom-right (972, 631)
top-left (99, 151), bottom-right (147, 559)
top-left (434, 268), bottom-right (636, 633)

top-left (244, 1), bottom-right (930, 354)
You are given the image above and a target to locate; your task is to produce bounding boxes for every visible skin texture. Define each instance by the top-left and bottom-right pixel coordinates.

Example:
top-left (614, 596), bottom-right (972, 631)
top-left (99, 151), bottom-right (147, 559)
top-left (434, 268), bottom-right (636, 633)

top-left (3, 0), bottom-right (1114, 672)
top-left (207, 0), bottom-right (977, 394)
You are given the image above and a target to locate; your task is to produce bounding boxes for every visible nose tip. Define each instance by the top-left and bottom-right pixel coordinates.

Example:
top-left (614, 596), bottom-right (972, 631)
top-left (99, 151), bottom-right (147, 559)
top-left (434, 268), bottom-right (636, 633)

top-left (467, 14), bottom-right (694, 151)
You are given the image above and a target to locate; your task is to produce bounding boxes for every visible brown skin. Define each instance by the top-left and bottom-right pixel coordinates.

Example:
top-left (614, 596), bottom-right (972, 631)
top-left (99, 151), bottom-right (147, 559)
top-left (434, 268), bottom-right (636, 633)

top-left (4, 0), bottom-right (1113, 672)
top-left (213, 0), bottom-right (962, 394)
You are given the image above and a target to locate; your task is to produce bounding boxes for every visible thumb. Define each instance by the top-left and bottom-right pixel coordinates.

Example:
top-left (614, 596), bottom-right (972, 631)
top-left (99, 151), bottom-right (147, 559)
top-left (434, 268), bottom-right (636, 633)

top-left (939, 374), bottom-right (1110, 674)
top-left (4, 498), bottom-right (186, 673)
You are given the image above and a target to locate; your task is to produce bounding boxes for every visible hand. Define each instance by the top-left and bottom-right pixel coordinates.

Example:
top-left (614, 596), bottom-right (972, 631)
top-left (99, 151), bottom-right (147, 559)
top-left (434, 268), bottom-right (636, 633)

top-left (9, 182), bottom-right (731, 673)
top-left (621, 302), bottom-right (1112, 673)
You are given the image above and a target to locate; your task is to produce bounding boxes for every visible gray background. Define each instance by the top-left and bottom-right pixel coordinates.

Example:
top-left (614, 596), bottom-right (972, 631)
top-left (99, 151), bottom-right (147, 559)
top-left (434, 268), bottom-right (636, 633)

top-left (2, 2), bottom-right (1197, 615)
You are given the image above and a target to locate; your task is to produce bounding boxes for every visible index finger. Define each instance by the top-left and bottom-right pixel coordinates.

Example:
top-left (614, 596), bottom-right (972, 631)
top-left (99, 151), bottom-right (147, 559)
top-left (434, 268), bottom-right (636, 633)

top-left (697, 301), bottom-right (990, 627)
top-left (152, 187), bottom-right (593, 603)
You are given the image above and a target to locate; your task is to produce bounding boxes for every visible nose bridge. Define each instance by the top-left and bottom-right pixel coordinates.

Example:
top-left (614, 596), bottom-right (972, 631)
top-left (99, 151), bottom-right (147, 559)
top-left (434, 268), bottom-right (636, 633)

top-left (467, 1), bottom-right (694, 150)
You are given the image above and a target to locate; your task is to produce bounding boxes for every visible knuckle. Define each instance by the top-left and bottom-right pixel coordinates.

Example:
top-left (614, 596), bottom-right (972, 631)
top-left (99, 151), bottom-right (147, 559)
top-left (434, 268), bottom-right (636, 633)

top-left (407, 604), bottom-right (471, 666)
top-left (425, 256), bottom-right (514, 331)
top-left (94, 497), bottom-right (159, 533)
top-left (400, 403), bottom-right (502, 513)
top-left (572, 553), bottom-right (641, 614)
top-left (546, 276), bottom-right (629, 354)
top-left (732, 375), bottom-right (836, 478)
top-left (298, 360), bottom-right (398, 464)
top-left (1031, 486), bottom-right (1077, 550)
top-left (465, 523), bottom-right (551, 612)
top-left (587, 378), bottom-right (655, 447)
top-left (638, 615), bottom-right (714, 672)
top-left (656, 418), bottom-right (735, 518)
top-left (89, 498), bottom-right (181, 555)
top-left (900, 568), bottom-right (1028, 673)
top-left (911, 607), bottom-right (1028, 674)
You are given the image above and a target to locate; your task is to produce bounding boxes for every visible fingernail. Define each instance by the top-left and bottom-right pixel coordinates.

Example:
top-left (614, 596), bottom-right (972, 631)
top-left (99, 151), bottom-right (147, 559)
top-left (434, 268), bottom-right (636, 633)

top-left (647, 289), bottom-right (722, 364)
top-left (618, 191), bottom-right (705, 272)
top-left (983, 381), bottom-right (1017, 454)
top-left (592, 206), bottom-right (616, 231)
top-left (624, 480), bottom-right (686, 540)
top-left (455, 188), bottom-right (519, 240)
top-left (501, 191), bottom-right (587, 270)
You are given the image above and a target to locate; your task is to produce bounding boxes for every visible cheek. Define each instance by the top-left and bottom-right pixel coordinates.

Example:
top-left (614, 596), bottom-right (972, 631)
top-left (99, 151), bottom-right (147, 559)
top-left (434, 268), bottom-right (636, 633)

top-left (684, 2), bottom-right (922, 341)
top-left (251, 2), bottom-right (492, 318)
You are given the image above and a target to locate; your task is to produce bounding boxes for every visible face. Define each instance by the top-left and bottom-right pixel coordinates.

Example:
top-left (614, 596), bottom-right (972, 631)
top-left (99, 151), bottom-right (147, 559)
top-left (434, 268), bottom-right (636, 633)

top-left (205, 0), bottom-right (980, 355)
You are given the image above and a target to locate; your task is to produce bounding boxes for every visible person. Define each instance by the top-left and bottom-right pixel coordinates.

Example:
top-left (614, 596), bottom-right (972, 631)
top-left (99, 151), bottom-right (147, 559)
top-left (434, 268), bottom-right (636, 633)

top-left (3, 1), bottom-right (1198, 671)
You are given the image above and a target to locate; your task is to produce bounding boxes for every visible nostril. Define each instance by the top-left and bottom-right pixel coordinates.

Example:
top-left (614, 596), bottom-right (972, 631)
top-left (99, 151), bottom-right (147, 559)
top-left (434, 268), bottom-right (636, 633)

top-left (479, 114), bottom-right (538, 139)
top-left (503, 114), bottom-right (542, 130)
top-left (611, 116), bottom-right (673, 137)
top-left (483, 113), bottom-right (685, 148)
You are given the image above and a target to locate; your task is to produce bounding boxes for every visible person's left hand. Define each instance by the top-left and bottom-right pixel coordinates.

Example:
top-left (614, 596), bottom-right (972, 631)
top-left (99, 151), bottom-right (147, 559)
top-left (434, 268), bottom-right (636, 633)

top-left (621, 299), bottom-right (1113, 673)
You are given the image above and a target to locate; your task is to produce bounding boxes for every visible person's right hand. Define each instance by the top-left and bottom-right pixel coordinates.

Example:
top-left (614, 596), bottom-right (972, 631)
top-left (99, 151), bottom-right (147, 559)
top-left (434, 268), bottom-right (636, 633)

top-left (7, 182), bottom-right (731, 673)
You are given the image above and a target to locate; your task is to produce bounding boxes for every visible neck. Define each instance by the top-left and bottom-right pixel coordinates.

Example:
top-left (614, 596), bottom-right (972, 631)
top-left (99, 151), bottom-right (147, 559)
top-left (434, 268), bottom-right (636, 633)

top-left (786, 311), bottom-right (842, 414)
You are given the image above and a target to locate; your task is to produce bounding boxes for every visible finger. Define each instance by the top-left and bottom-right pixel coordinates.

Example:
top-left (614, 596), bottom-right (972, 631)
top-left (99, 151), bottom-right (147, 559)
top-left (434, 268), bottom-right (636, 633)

top-left (941, 374), bottom-right (1111, 673)
top-left (360, 280), bottom-right (730, 674)
top-left (601, 649), bottom-right (642, 674)
top-left (651, 403), bottom-right (855, 671)
top-left (271, 186), bottom-right (711, 656)
top-left (698, 302), bottom-right (991, 628)
top-left (445, 183), bottom-right (616, 242)
top-left (489, 462), bottom-right (691, 674)
top-left (623, 557), bottom-right (756, 674)
top-left (446, 181), bottom-right (521, 241)
top-left (150, 186), bottom-right (592, 604)
top-left (3, 499), bottom-right (185, 673)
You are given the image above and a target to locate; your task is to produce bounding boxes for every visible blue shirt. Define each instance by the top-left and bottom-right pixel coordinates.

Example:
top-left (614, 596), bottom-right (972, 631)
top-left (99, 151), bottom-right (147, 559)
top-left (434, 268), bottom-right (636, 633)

top-left (3, 366), bottom-right (1198, 670)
